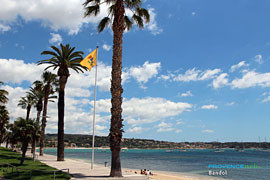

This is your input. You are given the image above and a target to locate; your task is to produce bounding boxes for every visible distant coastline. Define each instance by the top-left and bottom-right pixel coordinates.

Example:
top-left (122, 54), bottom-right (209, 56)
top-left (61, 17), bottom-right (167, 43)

top-left (44, 133), bottom-right (270, 149)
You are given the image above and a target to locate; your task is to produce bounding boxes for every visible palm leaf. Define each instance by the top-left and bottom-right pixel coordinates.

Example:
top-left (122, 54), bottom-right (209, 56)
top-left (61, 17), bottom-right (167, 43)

top-left (98, 17), bottom-right (111, 32)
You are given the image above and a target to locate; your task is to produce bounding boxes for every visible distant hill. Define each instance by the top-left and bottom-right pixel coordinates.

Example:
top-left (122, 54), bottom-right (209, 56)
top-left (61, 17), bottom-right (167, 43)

top-left (44, 134), bottom-right (270, 149)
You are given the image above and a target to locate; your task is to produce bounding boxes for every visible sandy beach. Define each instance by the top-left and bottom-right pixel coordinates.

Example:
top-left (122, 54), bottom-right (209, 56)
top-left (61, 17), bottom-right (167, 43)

top-left (29, 151), bottom-right (223, 180)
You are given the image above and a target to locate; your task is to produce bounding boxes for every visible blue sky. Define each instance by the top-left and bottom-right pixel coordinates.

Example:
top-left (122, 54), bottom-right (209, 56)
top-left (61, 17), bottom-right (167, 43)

top-left (0, 0), bottom-right (270, 142)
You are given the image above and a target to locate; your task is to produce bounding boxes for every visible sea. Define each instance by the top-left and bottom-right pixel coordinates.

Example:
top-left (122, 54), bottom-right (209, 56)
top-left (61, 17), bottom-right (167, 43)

top-left (42, 148), bottom-right (270, 180)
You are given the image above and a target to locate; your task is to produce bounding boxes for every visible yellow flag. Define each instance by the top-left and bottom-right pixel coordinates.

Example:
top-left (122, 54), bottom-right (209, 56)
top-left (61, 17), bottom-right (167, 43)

top-left (80, 49), bottom-right (97, 71)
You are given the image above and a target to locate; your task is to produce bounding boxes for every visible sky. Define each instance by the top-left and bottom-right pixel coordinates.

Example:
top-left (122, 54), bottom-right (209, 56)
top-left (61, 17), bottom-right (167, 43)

top-left (0, 0), bottom-right (270, 142)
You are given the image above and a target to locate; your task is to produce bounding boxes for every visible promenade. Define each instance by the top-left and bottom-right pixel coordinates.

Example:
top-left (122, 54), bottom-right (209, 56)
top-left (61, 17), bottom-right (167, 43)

top-left (35, 153), bottom-right (148, 180)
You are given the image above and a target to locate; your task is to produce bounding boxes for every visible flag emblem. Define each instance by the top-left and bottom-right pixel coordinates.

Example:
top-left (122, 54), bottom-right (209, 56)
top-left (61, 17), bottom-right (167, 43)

top-left (80, 49), bottom-right (97, 71)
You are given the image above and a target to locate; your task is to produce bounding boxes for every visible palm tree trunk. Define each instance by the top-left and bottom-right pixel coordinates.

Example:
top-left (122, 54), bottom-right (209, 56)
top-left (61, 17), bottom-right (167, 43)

top-left (40, 85), bottom-right (50, 156)
top-left (20, 141), bottom-right (28, 165)
top-left (26, 105), bottom-right (31, 120)
top-left (109, 0), bottom-right (125, 177)
top-left (57, 75), bottom-right (67, 161)
top-left (32, 110), bottom-right (41, 155)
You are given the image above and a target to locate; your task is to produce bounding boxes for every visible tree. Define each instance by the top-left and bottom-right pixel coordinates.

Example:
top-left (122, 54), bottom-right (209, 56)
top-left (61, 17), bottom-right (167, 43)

top-left (0, 81), bottom-right (8, 104)
top-left (0, 105), bottom-right (9, 145)
top-left (11, 117), bottom-right (40, 165)
top-left (37, 44), bottom-right (87, 161)
top-left (83, 0), bottom-right (150, 176)
top-left (40, 71), bottom-right (58, 156)
top-left (18, 94), bottom-right (36, 120)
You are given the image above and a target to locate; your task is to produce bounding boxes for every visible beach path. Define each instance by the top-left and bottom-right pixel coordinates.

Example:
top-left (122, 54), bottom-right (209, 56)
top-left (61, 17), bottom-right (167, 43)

top-left (35, 153), bottom-right (148, 180)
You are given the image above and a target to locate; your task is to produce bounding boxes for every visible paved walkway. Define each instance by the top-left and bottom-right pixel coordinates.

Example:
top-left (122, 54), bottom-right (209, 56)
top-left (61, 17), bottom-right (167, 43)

top-left (35, 153), bottom-right (148, 180)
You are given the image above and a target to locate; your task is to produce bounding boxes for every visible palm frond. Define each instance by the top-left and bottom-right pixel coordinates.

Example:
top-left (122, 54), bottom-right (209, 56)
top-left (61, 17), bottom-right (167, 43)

top-left (124, 16), bottom-right (133, 31)
top-left (132, 14), bottom-right (144, 28)
top-left (84, 5), bottom-right (100, 17)
top-left (98, 17), bottom-right (111, 32)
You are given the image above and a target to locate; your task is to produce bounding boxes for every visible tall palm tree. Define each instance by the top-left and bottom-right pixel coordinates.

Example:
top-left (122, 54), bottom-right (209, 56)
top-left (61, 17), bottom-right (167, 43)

top-left (37, 44), bottom-right (87, 161)
top-left (0, 81), bottom-right (8, 104)
top-left (83, 0), bottom-right (150, 176)
top-left (28, 80), bottom-right (45, 124)
top-left (18, 94), bottom-right (36, 120)
top-left (40, 71), bottom-right (58, 156)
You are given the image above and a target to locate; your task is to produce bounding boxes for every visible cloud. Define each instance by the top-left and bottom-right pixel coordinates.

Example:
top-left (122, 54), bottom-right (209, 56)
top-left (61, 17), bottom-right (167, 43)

top-left (231, 70), bottom-right (270, 89)
top-left (0, 0), bottom-right (110, 35)
top-left (92, 97), bottom-right (192, 125)
top-left (180, 91), bottom-right (193, 97)
top-left (201, 104), bottom-right (218, 110)
top-left (202, 129), bottom-right (214, 133)
top-left (191, 12), bottom-right (196, 16)
top-left (199, 69), bottom-right (221, 80)
top-left (0, 59), bottom-right (46, 84)
top-left (176, 129), bottom-right (182, 133)
top-left (254, 54), bottom-right (263, 64)
top-left (49, 33), bottom-right (62, 44)
top-left (129, 61), bottom-right (161, 84)
top-left (226, 102), bottom-right (235, 106)
top-left (156, 122), bottom-right (174, 132)
top-left (126, 127), bottom-right (143, 133)
top-left (0, 1), bottom-right (162, 35)
top-left (230, 61), bottom-right (249, 72)
top-left (145, 8), bottom-right (163, 35)
top-left (262, 96), bottom-right (270, 103)
top-left (176, 120), bottom-right (184, 125)
top-left (0, 23), bottom-right (10, 32)
top-left (173, 68), bottom-right (221, 82)
top-left (102, 44), bottom-right (111, 51)
top-left (212, 73), bottom-right (229, 89)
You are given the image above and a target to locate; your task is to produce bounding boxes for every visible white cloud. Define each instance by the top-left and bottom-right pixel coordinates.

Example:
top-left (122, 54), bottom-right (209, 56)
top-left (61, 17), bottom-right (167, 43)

top-left (145, 8), bottom-right (163, 35)
top-left (0, 59), bottom-right (46, 84)
top-left (212, 73), bottom-right (229, 89)
top-left (254, 54), bottom-right (263, 64)
top-left (173, 68), bottom-right (221, 82)
top-left (176, 120), bottom-right (184, 125)
top-left (199, 69), bottom-right (221, 80)
top-left (0, 1), bottom-right (162, 35)
top-left (226, 102), bottom-right (235, 106)
top-left (49, 33), bottom-right (62, 44)
top-left (0, 23), bottom-right (10, 32)
top-left (231, 70), bottom-right (270, 89)
top-left (129, 61), bottom-right (161, 84)
top-left (262, 96), bottom-right (270, 103)
top-left (156, 122), bottom-right (174, 132)
top-left (174, 68), bottom-right (200, 82)
top-left (180, 91), bottom-right (193, 97)
top-left (0, 0), bottom-right (110, 35)
top-left (230, 61), bottom-right (249, 72)
top-left (202, 129), bottom-right (214, 133)
top-left (126, 127), bottom-right (143, 133)
top-left (92, 97), bottom-right (192, 125)
top-left (191, 12), bottom-right (196, 16)
top-left (201, 104), bottom-right (218, 110)
top-left (176, 129), bottom-right (182, 133)
top-left (102, 44), bottom-right (111, 51)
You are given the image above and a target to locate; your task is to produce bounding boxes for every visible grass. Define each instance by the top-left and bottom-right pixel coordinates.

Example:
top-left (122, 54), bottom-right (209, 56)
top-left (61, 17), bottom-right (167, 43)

top-left (0, 147), bottom-right (71, 180)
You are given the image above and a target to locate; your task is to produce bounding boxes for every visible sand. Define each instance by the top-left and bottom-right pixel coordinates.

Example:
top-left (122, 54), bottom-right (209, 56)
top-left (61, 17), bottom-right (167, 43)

top-left (26, 151), bottom-right (223, 180)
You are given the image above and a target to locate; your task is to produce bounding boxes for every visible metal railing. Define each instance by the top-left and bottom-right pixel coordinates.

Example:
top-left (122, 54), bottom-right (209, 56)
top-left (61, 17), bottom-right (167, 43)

top-left (0, 163), bottom-right (69, 180)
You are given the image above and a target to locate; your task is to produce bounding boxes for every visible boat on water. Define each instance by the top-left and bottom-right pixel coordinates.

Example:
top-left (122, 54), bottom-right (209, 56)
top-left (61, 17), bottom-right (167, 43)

top-left (214, 149), bottom-right (224, 153)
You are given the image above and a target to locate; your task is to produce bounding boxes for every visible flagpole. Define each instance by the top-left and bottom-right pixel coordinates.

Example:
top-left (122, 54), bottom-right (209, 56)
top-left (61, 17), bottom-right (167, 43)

top-left (91, 46), bottom-right (98, 169)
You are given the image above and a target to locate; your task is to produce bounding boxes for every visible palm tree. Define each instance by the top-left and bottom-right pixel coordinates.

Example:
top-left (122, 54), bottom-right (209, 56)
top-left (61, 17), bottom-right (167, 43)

top-left (11, 117), bottom-right (40, 165)
top-left (37, 44), bottom-right (87, 161)
top-left (83, 0), bottom-right (150, 176)
top-left (0, 81), bottom-right (8, 104)
top-left (28, 80), bottom-right (45, 124)
top-left (0, 105), bottom-right (9, 145)
top-left (40, 71), bottom-right (58, 156)
top-left (18, 94), bottom-right (36, 120)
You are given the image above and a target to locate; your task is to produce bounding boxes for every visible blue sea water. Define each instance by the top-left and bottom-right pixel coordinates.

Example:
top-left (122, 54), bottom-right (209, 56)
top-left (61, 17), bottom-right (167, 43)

top-left (43, 148), bottom-right (270, 180)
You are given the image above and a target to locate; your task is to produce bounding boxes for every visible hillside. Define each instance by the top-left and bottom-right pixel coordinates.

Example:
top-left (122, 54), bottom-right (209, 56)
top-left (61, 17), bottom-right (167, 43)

top-left (44, 134), bottom-right (270, 149)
